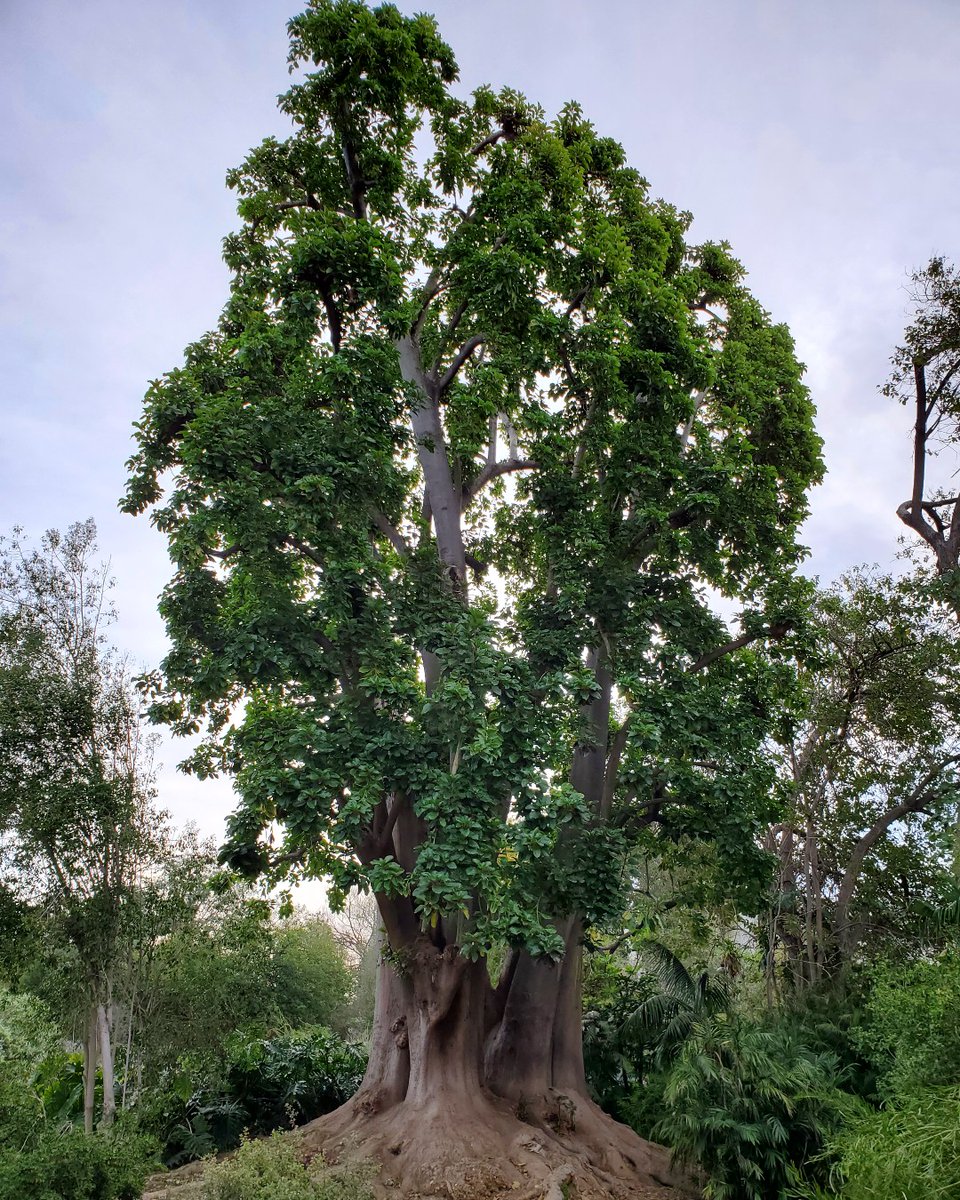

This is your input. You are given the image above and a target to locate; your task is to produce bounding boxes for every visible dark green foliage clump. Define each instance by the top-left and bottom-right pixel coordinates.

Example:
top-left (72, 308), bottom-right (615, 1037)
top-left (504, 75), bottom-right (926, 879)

top-left (149, 1027), bottom-right (367, 1165)
top-left (0, 1122), bottom-right (156, 1200)
top-left (651, 1014), bottom-right (846, 1200)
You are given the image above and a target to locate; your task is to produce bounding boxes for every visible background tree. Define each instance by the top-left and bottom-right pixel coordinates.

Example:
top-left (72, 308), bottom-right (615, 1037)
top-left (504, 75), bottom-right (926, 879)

top-left (0, 520), bottom-right (161, 1132)
top-left (124, 0), bottom-right (821, 1190)
top-left (889, 257), bottom-right (960, 599)
top-left (764, 571), bottom-right (960, 993)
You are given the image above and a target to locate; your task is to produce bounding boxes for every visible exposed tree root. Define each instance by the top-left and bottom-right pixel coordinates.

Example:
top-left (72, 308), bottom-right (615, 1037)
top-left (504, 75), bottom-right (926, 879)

top-left (299, 1085), bottom-right (697, 1200)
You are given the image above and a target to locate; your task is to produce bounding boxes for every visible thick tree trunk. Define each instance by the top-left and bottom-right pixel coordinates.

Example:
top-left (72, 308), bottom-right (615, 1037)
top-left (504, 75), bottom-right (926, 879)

top-left (307, 934), bottom-right (690, 1199)
top-left (485, 919), bottom-right (586, 1103)
top-left (355, 956), bottom-right (409, 1114)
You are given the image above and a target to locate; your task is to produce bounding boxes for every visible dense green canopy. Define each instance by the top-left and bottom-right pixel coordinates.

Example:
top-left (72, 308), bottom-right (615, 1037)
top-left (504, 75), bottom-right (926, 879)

top-left (125, 0), bottom-right (822, 959)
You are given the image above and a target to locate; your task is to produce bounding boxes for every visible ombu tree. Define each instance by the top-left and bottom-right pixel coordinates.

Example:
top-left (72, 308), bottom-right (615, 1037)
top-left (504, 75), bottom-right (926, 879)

top-left (124, 1), bottom-right (821, 1191)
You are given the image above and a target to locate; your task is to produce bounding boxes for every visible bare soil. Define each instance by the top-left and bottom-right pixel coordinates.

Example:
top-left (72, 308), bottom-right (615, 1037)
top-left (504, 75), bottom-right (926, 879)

top-left (143, 1090), bottom-right (697, 1200)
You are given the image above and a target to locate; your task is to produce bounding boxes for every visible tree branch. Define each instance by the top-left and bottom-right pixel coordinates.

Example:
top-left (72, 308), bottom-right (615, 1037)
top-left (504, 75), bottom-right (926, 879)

top-left (378, 791), bottom-right (409, 858)
top-left (601, 719), bottom-right (631, 817)
top-left (411, 266), bottom-right (446, 340)
top-left (396, 333), bottom-right (467, 586)
top-left (912, 361), bottom-right (928, 514)
top-left (319, 287), bottom-right (343, 353)
top-left (835, 754), bottom-right (960, 951)
top-left (337, 100), bottom-right (368, 221)
top-left (284, 536), bottom-right (325, 570)
top-left (437, 335), bottom-right (485, 394)
top-left (370, 509), bottom-right (411, 557)
top-left (461, 458), bottom-right (538, 510)
top-left (470, 129), bottom-right (505, 155)
top-left (688, 622), bottom-right (790, 674)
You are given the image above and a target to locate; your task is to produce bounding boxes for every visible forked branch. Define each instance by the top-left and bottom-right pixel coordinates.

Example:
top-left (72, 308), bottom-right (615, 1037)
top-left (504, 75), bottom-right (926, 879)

top-left (461, 458), bottom-right (538, 509)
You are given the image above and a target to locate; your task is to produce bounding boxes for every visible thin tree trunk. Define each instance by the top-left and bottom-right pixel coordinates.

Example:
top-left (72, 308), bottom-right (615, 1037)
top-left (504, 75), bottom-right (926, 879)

top-left (835, 759), bottom-right (960, 956)
top-left (121, 994), bottom-right (135, 1109)
top-left (811, 825), bottom-right (824, 980)
top-left (98, 1001), bottom-right (116, 1127)
top-left (83, 1005), bottom-right (97, 1135)
top-left (804, 814), bottom-right (821, 985)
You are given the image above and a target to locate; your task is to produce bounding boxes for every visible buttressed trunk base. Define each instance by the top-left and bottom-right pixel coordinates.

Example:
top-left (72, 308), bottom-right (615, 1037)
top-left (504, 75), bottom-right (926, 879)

top-left (301, 946), bottom-right (692, 1200)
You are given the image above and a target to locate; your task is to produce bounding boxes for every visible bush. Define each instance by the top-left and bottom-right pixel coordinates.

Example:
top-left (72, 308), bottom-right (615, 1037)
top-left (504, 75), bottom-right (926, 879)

top-left (151, 1026), bottom-right (367, 1165)
top-left (0, 988), bottom-right (156, 1199)
top-left (853, 951), bottom-right (960, 1097)
top-left (652, 1013), bottom-right (847, 1200)
top-left (224, 1026), bottom-right (366, 1133)
top-left (0, 1122), bottom-right (157, 1200)
top-left (201, 1132), bottom-right (374, 1200)
top-left (821, 1086), bottom-right (960, 1200)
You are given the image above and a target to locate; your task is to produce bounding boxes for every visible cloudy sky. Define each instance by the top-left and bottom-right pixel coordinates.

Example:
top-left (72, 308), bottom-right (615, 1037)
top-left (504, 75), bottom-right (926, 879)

top-left (2, 0), bottom-right (958, 839)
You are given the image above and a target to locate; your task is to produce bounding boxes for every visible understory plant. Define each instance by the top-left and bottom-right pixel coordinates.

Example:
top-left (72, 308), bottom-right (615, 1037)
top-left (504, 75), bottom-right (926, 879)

top-left (653, 1012), bottom-right (847, 1200)
top-left (201, 1132), bottom-right (375, 1200)
top-left (151, 1026), bottom-right (367, 1165)
top-left (817, 1086), bottom-right (960, 1200)
top-left (0, 1120), bottom-right (157, 1200)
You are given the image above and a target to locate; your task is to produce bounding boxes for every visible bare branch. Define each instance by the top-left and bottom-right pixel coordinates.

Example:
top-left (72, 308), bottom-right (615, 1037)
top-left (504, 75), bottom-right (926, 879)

top-left (690, 302), bottom-right (729, 327)
top-left (206, 544), bottom-right (243, 561)
top-left (470, 129), bottom-right (505, 155)
top-left (485, 413), bottom-right (498, 468)
top-left (411, 266), bottom-right (447, 339)
top-left (679, 389), bottom-right (709, 454)
top-left (370, 509), bottom-right (411, 557)
top-left (284, 535), bottom-right (325, 570)
top-left (912, 361), bottom-right (929, 515)
top-left (461, 458), bottom-right (538, 510)
top-left (437, 335), bottom-right (485, 394)
top-left (897, 499), bottom-right (941, 550)
top-left (688, 622), bottom-right (790, 674)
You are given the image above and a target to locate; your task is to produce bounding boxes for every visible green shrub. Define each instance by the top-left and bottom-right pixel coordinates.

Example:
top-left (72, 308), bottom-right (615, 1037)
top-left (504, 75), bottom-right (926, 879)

top-left (151, 1026), bottom-right (367, 1165)
top-left (224, 1025), bottom-right (366, 1132)
top-left (201, 1132), bottom-right (374, 1200)
top-left (821, 1086), bottom-right (960, 1200)
top-left (653, 1013), bottom-right (847, 1200)
top-left (0, 1121), bottom-right (157, 1200)
top-left (0, 989), bottom-right (156, 1199)
top-left (853, 951), bottom-right (960, 1096)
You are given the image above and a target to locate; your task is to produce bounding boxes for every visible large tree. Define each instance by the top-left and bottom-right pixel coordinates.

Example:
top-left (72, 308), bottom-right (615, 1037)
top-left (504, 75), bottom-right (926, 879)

top-left (124, 2), bottom-right (821, 1192)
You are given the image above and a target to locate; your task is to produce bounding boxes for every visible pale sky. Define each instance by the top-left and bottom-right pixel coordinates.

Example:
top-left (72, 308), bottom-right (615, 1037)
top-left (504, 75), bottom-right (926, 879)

top-left (2, 0), bottom-right (958, 839)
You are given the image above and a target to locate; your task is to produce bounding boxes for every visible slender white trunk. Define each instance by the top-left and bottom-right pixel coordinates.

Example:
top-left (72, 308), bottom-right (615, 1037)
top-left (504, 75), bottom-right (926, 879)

top-left (98, 1002), bottom-right (116, 1127)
